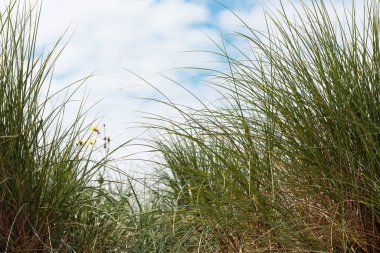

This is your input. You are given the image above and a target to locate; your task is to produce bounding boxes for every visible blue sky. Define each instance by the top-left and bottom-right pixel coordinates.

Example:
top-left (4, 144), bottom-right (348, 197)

top-left (205, 0), bottom-right (258, 13)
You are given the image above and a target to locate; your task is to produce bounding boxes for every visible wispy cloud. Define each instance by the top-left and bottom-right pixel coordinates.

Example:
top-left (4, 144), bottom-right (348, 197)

top-left (32, 0), bottom-right (281, 172)
top-left (38, 0), bottom-right (221, 126)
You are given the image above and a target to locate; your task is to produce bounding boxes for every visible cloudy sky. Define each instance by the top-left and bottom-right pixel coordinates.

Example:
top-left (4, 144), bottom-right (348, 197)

top-left (32, 0), bottom-right (354, 173)
top-left (34, 0), bottom-right (261, 165)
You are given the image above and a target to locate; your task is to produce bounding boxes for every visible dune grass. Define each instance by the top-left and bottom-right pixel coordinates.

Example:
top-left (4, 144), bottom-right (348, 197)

top-left (0, 1), bottom-right (133, 252)
top-left (144, 0), bottom-right (380, 252)
top-left (3, 0), bottom-right (380, 252)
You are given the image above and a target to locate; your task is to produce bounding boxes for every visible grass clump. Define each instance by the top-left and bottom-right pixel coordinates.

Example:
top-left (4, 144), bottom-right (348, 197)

top-left (0, 1), bottom-right (131, 252)
top-left (148, 0), bottom-right (380, 252)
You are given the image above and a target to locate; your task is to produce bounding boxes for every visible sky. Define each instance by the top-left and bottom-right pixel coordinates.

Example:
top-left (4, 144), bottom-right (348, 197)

top-left (32, 0), bottom-right (264, 172)
top-left (30, 0), bottom-right (356, 174)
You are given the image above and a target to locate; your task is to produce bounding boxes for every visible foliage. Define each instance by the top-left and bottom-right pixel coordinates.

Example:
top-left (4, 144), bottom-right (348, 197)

top-left (0, 1), bottom-right (130, 252)
top-left (148, 1), bottom-right (380, 252)
top-left (3, 0), bottom-right (380, 252)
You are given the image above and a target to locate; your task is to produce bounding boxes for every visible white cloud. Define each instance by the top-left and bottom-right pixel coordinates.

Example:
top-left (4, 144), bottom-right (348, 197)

top-left (37, 1), bottom-right (218, 121)
top-left (32, 0), bottom-right (228, 174)
top-left (39, 0), bottom-right (215, 75)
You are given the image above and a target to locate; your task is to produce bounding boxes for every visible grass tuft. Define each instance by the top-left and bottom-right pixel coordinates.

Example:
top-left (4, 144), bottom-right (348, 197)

top-left (146, 0), bottom-right (380, 252)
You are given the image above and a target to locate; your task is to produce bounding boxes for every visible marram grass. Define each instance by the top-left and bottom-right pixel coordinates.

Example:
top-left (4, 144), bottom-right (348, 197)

top-left (146, 0), bottom-right (380, 252)
top-left (0, 1), bottom-right (132, 252)
top-left (3, 0), bottom-right (380, 252)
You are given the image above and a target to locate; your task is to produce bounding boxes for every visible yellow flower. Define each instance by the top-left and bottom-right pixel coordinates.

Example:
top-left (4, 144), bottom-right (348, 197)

top-left (91, 126), bottom-right (100, 133)
top-left (78, 140), bottom-right (84, 145)
top-left (88, 139), bottom-right (95, 145)
top-left (187, 183), bottom-right (193, 196)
